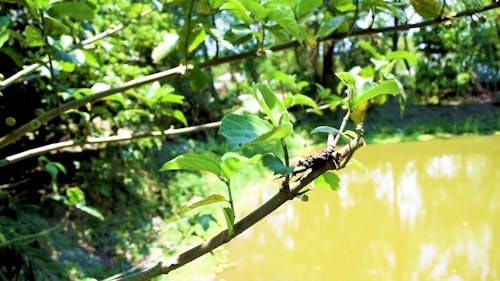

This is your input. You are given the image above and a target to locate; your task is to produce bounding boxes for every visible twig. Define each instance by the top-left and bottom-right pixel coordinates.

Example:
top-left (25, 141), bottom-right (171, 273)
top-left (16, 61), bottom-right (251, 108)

top-left (104, 135), bottom-right (365, 281)
top-left (0, 121), bottom-right (220, 167)
top-left (0, 3), bottom-right (497, 150)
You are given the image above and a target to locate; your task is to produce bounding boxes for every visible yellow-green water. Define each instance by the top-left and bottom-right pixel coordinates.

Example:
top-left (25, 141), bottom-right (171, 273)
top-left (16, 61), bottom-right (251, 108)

top-left (217, 135), bottom-right (500, 281)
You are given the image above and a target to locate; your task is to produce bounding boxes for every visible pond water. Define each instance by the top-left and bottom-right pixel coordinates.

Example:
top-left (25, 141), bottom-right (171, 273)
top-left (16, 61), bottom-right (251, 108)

top-left (216, 135), bottom-right (500, 281)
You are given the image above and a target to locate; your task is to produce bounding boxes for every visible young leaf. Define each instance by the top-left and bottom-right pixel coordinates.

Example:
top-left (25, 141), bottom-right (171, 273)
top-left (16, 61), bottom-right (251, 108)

top-left (222, 206), bottom-right (235, 236)
top-left (311, 126), bottom-right (352, 143)
top-left (315, 172), bottom-right (341, 191)
top-left (317, 16), bottom-right (345, 38)
top-left (385, 50), bottom-right (417, 66)
top-left (161, 153), bottom-right (223, 178)
top-left (221, 152), bottom-right (262, 179)
top-left (152, 34), bottom-right (179, 63)
top-left (24, 26), bottom-right (45, 47)
top-left (262, 153), bottom-right (294, 175)
top-left (180, 194), bottom-right (227, 214)
top-left (253, 83), bottom-right (287, 126)
top-left (291, 94), bottom-right (317, 108)
top-left (353, 80), bottom-right (399, 110)
top-left (218, 114), bottom-right (272, 149)
top-left (66, 187), bottom-right (85, 205)
top-left (250, 122), bottom-right (293, 145)
top-left (75, 204), bottom-right (104, 221)
top-left (335, 72), bottom-right (356, 89)
top-left (188, 29), bottom-right (207, 52)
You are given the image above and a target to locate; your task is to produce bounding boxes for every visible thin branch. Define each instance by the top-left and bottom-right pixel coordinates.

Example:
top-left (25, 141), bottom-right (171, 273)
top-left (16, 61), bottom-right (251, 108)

top-left (0, 121), bottom-right (220, 168)
top-left (0, 9), bottom-right (153, 90)
top-left (0, 64), bottom-right (192, 149)
top-left (0, 3), bottom-right (497, 150)
top-left (104, 135), bottom-right (365, 281)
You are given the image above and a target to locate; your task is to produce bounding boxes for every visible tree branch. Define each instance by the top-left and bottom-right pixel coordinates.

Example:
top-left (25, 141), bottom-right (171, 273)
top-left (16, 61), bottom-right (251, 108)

top-left (0, 3), bottom-right (497, 149)
top-left (104, 135), bottom-right (365, 281)
top-left (0, 121), bottom-right (220, 167)
top-left (0, 65), bottom-right (192, 149)
top-left (0, 9), bottom-right (153, 90)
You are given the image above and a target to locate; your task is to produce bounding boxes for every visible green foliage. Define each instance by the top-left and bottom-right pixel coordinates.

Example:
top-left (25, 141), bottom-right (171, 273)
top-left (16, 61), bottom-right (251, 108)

top-left (0, 0), bottom-right (496, 279)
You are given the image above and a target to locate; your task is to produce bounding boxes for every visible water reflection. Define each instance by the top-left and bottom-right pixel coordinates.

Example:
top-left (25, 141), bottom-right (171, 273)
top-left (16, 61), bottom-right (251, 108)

top-left (217, 136), bottom-right (500, 281)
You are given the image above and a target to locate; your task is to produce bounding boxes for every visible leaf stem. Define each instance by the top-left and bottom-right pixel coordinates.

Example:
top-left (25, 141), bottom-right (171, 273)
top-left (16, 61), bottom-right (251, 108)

top-left (281, 138), bottom-right (290, 190)
top-left (333, 108), bottom-right (351, 148)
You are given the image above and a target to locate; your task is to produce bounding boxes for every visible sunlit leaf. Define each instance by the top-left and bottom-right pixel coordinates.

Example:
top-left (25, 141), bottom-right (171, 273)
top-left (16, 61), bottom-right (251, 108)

top-left (161, 153), bottom-right (223, 178)
top-left (75, 204), bottom-right (104, 221)
top-left (250, 122), bottom-right (293, 144)
top-left (66, 187), bottom-right (85, 205)
top-left (221, 152), bottom-right (262, 179)
top-left (188, 29), bottom-right (207, 52)
top-left (24, 25), bottom-right (44, 47)
top-left (385, 50), bottom-right (417, 66)
top-left (291, 94), bottom-right (317, 108)
top-left (268, 9), bottom-right (304, 43)
top-left (152, 34), bottom-right (179, 63)
top-left (335, 72), bottom-right (356, 89)
top-left (315, 172), bottom-right (340, 191)
top-left (357, 41), bottom-right (383, 60)
top-left (181, 194), bottom-right (227, 214)
top-left (254, 83), bottom-right (288, 126)
top-left (353, 80), bottom-right (400, 109)
top-left (297, 0), bottom-right (322, 16)
top-left (221, 0), bottom-right (253, 25)
top-left (262, 153), bottom-right (294, 175)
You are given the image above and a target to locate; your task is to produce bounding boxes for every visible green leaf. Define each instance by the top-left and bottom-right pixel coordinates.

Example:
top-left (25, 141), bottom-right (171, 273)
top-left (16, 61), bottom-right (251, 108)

top-left (333, 0), bottom-right (357, 11)
top-left (48, 2), bottom-right (95, 21)
top-left (66, 187), bottom-right (85, 205)
top-left (353, 80), bottom-right (400, 110)
top-left (189, 67), bottom-right (208, 91)
top-left (254, 83), bottom-right (288, 126)
top-left (268, 10), bottom-right (304, 43)
top-left (357, 41), bottom-right (382, 60)
top-left (171, 109), bottom-right (188, 126)
top-left (251, 122), bottom-right (293, 144)
top-left (152, 34), bottom-right (179, 63)
top-left (241, 0), bottom-right (269, 20)
top-left (262, 153), bottom-right (294, 175)
top-left (315, 172), bottom-right (340, 191)
top-left (335, 72), bottom-right (356, 89)
top-left (181, 194), bottom-right (227, 214)
top-left (222, 207), bottom-right (235, 236)
top-left (221, 152), bottom-right (262, 179)
top-left (317, 16), bottom-right (345, 38)
top-left (385, 50), bottom-right (417, 66)
top-left (297, 0), bottom-right (322, 16)
top-left (161, 153), bottom-right (223, 178)
top-left (43, 16), bottom-right (70, 36)
top-left (221, 0), bottom-right (253, 25)
top-left (24, 26), bottom-right (44, 47)
top-left (311, 126), bottom-right (352, 143)
top-left (75, 204), bottom-right (104, 221)
top-left (188, 28), bottom-right (207, 52)
top-left (50, 47), bottom-right (78, 63)
top-left (291, 94), bottom-right (317, 108)
top-left (219, 113), bottom-right (272, 149)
